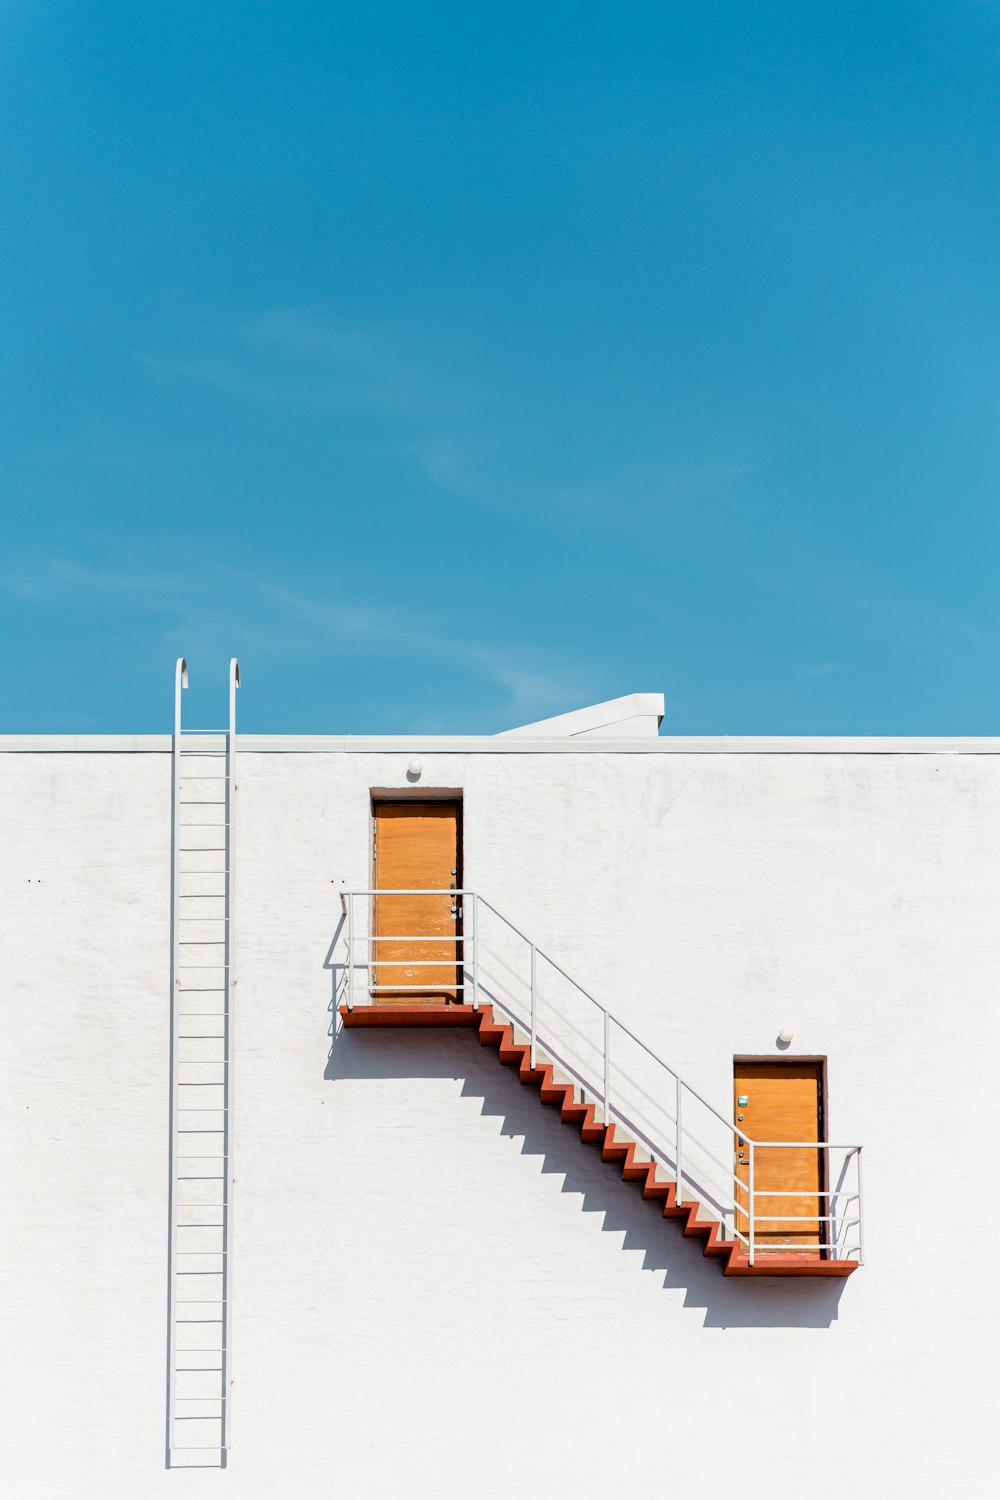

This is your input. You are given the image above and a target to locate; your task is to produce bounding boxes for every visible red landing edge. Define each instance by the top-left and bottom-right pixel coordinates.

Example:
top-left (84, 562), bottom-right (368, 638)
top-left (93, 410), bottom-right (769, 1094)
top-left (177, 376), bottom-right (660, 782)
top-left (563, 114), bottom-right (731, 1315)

top-left (337, 1004), bottom-right (860, 1279)
top-left (341, 1004), bottom-right (479, 1027)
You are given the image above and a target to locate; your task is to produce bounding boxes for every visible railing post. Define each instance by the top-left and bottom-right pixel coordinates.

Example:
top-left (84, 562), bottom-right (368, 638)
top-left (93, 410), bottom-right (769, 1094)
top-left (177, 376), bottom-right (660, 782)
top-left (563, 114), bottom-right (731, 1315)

top-left (472, 893), bottom-right (479, 1011)
top-left (529, 942), bottom-right (536, 1068)
top-left (347, 892), bottom-right (354, 1011)
top-left (748, 1143), bottom-right (755, 1267)
top-left (856, 1147), bottom-right (865, 1265)
top-left (602, 1009), bottom-right (610, 1127)
top-left (675, 1074), bottom-right (683, 1207)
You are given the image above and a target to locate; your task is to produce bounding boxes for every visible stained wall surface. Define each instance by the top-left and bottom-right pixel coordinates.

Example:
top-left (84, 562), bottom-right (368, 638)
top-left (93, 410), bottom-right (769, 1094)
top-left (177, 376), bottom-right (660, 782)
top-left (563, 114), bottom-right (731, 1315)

top-left (1, 742), bottom-right (997, 1499)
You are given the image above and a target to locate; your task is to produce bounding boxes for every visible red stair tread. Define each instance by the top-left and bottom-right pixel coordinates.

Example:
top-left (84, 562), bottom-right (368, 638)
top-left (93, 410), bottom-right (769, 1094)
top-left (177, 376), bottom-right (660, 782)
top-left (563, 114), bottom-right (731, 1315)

top-left (337, 1003), bottom-right (860, 1280)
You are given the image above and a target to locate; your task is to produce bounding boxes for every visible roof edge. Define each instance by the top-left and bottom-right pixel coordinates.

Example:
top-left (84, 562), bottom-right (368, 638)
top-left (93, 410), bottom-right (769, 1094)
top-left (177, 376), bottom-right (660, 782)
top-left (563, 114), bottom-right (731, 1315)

top-left (1, 734), bottom-right (998, 754)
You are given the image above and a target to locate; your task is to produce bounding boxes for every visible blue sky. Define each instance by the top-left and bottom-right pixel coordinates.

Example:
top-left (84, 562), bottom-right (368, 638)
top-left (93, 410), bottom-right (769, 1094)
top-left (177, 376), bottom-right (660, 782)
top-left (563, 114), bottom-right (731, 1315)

top-left (1, 2), bottom-right (998, 734)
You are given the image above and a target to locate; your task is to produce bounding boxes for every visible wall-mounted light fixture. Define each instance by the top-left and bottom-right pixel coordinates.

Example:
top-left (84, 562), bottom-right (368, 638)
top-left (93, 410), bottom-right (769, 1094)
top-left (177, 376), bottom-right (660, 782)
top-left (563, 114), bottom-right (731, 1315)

top-left (776, 1028), bottom-right (794, 1048)
top-left (407, 758), bottom-right (423, 780)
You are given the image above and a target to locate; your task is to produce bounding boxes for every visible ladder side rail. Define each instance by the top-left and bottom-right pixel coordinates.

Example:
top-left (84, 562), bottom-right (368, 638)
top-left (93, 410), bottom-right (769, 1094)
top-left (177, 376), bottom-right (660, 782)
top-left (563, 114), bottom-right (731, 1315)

top-left (220, 660), bottom-right (239, 1463)
top-left (167, 658), bottom-right (187, 1466)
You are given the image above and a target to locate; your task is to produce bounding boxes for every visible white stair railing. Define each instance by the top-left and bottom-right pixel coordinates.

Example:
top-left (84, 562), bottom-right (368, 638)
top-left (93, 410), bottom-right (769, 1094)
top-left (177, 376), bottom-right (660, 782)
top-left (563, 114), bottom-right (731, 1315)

top-left (340, 888), bottom-right (863, 1267)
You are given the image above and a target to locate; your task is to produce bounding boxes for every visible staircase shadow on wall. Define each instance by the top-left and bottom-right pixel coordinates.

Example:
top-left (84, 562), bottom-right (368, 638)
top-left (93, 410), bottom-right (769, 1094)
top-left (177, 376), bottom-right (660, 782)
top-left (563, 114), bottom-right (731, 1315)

top-left (326, 1026), bottom-right (847, 1330)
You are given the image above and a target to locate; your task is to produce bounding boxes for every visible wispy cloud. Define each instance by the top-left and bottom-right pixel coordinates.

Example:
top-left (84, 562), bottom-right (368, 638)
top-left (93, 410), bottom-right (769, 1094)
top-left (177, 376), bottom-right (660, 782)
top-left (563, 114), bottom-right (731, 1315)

top-left (134, 302), bottom-right (767, 528)
top-left (137, 303), bottom-right (471, 423)
top-left (0, 553), bottom-right (584, 728)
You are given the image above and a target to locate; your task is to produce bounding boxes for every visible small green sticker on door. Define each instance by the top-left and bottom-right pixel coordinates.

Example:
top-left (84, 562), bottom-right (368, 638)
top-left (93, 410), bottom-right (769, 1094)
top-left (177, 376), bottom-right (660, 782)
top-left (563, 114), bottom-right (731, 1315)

top-left (738, 1096), bottom-right (749, 1106)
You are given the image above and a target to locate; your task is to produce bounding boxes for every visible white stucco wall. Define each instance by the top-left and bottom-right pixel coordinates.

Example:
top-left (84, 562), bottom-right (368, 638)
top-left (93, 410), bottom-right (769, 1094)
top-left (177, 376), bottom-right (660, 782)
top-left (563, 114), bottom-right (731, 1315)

top-left (1, 741), bottom-right (998, 1498)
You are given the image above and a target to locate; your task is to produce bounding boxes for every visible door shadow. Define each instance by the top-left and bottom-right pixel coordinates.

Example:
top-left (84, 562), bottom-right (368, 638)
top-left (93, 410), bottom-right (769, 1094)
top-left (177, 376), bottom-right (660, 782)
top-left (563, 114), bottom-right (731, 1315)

top-left (325, 1026), bottom-right (849, 1329)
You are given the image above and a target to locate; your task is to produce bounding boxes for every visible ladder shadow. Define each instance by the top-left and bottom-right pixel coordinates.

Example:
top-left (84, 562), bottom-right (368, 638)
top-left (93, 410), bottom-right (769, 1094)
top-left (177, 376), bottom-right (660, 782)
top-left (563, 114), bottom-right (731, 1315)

top-left (325, 1027), bottom-right (848, 1330)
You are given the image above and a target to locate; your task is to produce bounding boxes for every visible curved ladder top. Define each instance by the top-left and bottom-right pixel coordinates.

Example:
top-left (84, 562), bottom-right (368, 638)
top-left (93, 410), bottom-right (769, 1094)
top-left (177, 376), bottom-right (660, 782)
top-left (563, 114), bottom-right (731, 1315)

top-left (230, 658), bottom-right (241, 735)
top-left (174, 658), bottom-right (188, 738)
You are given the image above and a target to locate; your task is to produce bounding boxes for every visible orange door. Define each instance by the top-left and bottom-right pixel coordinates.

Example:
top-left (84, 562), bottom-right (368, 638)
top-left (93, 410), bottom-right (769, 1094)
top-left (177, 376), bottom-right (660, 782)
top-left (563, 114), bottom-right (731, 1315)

top-left (372, 801), bottom-right (462, 1003)
top-left (734, 1062), bottom-right (824, 1256)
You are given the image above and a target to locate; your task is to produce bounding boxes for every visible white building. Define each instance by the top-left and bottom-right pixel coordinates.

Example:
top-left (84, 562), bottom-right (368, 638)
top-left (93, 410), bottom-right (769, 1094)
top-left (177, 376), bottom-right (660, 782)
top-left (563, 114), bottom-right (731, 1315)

top-left (1, 663), bottom-right (997, 1498)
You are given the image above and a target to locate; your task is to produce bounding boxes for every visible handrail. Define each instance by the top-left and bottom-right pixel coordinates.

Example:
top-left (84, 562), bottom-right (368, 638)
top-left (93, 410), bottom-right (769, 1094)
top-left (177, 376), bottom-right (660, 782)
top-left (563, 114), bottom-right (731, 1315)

top-left (338, 887), bottom-right (864, 1265)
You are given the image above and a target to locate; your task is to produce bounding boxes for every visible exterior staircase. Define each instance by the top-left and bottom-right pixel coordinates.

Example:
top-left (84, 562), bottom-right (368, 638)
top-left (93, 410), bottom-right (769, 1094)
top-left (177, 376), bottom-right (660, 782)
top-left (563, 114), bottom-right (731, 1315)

top-left (339, 1002), bottom-right (860, 1279)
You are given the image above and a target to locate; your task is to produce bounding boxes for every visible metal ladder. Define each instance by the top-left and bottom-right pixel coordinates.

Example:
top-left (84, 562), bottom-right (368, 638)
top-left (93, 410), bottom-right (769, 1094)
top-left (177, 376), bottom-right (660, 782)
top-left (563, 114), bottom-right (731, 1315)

top-left (167, 658), bottom-right (239, 1468)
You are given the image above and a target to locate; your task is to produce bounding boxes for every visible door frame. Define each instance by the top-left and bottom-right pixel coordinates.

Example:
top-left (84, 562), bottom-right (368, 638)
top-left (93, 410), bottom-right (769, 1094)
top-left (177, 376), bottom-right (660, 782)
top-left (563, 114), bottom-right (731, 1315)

top-left (368, 792), bottom-right (465, 1002)
top-left (733, 1055), bottom-right (830, 1258)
